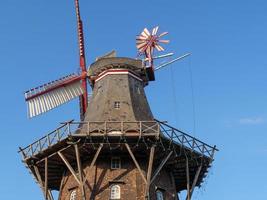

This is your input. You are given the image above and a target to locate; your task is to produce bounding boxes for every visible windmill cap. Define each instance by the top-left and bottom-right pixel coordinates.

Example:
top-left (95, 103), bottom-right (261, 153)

top-left (88, 57), bottom-right (148, 83)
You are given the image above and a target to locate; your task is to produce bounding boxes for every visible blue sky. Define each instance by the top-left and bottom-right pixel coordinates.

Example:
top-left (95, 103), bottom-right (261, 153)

top-left (0, 0), bottom-right (267, 199)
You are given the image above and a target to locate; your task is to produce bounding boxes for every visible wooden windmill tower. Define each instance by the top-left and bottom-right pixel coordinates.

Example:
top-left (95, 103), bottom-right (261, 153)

top-left (19, 1), bottom-right (218, 200)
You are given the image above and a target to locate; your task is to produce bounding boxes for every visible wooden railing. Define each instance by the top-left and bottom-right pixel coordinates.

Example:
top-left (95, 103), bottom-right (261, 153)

top-left (156, 120), bottom-right (217, 158)
top-left (19, 120), bottom-right (217, 160)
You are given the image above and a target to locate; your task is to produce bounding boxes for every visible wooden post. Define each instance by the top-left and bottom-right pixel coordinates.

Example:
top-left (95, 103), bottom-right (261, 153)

top-left (187, 163), bottom-right (202, 199)
top-left (145, 146), bottom-right (155, 199)
top-left (33, 165), bottom-right (52, 200)
top-left (45, 157), bottom-right (48, 200)
top-left (125, 143), bottom-right (147, 184)
top-left (48, 190), bottom-right (54, 200)
top-left (57, 171), bottom-right (66, 200)
top-left (74, 144), bottom-right (86, 200)
top-left (186, 156), bottom-right (190, 200)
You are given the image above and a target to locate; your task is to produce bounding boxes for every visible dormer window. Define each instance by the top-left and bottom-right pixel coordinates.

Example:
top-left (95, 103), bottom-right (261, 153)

top-left (114, 101), bottom-right (120, 109)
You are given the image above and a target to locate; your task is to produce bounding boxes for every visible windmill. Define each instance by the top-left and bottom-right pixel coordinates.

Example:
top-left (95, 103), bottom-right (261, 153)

top-left (19, 1), bottom-right (217, 200)
top-left (25, 23), bottom-right (189, 119)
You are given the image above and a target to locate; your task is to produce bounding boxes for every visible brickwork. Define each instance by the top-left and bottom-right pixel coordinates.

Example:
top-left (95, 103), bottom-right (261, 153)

top-left (59, 155), bottom-right (177, 200)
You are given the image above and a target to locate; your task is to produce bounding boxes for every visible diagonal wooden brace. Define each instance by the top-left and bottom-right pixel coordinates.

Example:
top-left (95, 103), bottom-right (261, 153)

top-left (32, 164), bottom-right (53, 200)
top-left (150, 151), bottom-right (173, 185)
top-left (125, 143), bottom-right (147, 184)
top-left (186, 162), bottom-right (203, 200)
top-left (58, 151), bottom-right (82, 185)
top-left (83, 143), bottom-right (103, 185)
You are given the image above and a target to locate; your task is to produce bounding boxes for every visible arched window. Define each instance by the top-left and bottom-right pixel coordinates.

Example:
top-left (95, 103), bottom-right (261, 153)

top-left (156, 189), bottom-right (164, 200)
top-left (69, 189), bottom-right (77, 200)
top-left (110, 185), bottom-right (120, 199)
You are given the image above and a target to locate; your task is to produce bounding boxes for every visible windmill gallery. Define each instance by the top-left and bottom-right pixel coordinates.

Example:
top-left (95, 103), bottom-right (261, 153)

top-left (18, 1), bottom-right (218, 200)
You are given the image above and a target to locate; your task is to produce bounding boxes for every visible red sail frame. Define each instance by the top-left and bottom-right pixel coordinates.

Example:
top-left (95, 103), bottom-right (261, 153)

top-left (75, 0), bottom-right (88, 118)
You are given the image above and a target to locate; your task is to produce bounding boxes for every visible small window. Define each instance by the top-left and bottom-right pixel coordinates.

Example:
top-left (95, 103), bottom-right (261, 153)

top-left (111, 157), bottom-right (121, 169)
top-left (156, 189), bottom-right (165, 200)
top-left (69, 189), bottom-right (77, 200)
top-left (110, 185), bottom-right (120, 199)
top-left (114, 101), bottom-right (120, 109)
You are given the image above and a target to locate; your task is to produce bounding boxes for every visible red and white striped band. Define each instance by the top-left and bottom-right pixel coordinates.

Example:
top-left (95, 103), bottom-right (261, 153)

top-left (94, 69), bottom-right (143, 82)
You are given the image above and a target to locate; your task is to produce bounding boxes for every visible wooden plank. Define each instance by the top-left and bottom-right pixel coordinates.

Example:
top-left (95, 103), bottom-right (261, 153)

top-left (125, 143), bottom-right (147, 184)
top-left (150, 151), bottom-right (173, 184)
top-left (74, 144), bottom-right (86, 200)
top-left (145, 146), bottom-right (155, 199)
top-left (58, 151), bottom-right (81, 185)
top-left (83, 143), bottom-right (103, 185)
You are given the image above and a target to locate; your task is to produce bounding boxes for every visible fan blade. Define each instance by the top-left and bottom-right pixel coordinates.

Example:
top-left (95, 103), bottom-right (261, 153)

top-left (158, 31), bottom-right (168, 38)
top-left (142, 28), bottom-right (151, 37)
top-left (155, 44), bottom-right (164, 51)
top-left (136, 42), bottom-right (146, 47)
top-left (152, 26), bottom-right (159, 35)
top-left (158, 39), bottom-right (170, 44)
top-left (139, 45), bottom-right (149, 53)
top-left (136, 35), bottom-right (147, 40)
top-left (25, 74), bottom-right (83, 118)
top-left (137, 43), bottom-right (148, 51)
top-left (136, 39), bottom-right (147, 44)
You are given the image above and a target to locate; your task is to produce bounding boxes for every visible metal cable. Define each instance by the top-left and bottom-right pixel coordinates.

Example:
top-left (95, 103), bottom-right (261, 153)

top-left (188, 56), bottom-right (197, 137)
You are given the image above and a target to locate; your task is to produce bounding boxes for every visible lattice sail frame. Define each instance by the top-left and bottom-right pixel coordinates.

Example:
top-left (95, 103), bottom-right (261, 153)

top-left (24, 0), bottom-right (89, 119)
top-left (25, 74), bottom-right (84, 118)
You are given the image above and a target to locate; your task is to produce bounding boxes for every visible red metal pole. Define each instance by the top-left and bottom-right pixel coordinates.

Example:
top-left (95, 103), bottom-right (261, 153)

top-left (75, 0), bottom-right (88, 117)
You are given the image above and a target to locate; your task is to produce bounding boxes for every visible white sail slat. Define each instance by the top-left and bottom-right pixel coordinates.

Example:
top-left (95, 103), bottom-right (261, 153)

top-left (25, 79), bottom-right (84, 118)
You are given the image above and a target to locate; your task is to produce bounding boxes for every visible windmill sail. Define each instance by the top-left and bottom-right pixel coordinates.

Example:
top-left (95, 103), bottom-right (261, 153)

top-left (25, 74), bottom-right (84, 118)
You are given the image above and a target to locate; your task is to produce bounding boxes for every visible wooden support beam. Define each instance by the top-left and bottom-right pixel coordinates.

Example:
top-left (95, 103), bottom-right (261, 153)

top-left (48, 190), bottom-right (54, 200)
top-left (125, 143), bottom-right (147, 184)
top-left (58, 151), bottom-right (81, 185)
top-left (145, 146), bottom-right (155, 199)
top-left (33, 165), bottom-right (52, 200)
top-left (45, 158), bottom-right (48, 200)
top-left (33, 165), bottom-right (46, 199)
top-left (170, 171), bottom-right (178, 200)
top-left (186, 156), bottom-right (190, 200)
top-left (187, 163), bottom-right (203, 199)
top-left (150, 151), bottom-right (173, 184)
top-left (83, 143), bottom-right (103, 185)
top-left (57, 171), bottom-right (66, 200)
top-left (74, 144), bottom-right (86, 200)
top-left (36, 145), bottom-right (72, 165)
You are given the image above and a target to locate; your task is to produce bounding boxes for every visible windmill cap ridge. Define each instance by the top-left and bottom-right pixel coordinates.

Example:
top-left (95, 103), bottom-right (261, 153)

top-left (88, 57), bottom-right (145, 78)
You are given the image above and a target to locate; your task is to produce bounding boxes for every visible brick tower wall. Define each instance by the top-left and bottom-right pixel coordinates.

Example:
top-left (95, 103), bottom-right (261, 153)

top-left (59, 155), bottom-right (178, 200)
